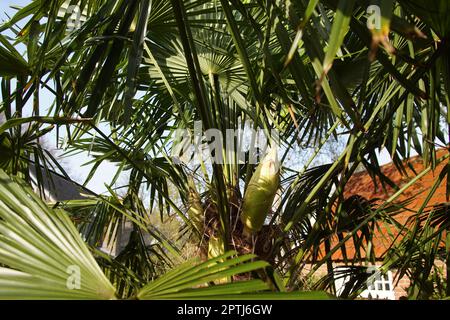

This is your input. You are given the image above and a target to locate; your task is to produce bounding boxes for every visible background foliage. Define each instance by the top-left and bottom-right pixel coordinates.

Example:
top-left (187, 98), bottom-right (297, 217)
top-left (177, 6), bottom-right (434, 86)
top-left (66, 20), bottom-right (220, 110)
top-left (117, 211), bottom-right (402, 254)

top-left (1, 0), bottom-right (450, 299)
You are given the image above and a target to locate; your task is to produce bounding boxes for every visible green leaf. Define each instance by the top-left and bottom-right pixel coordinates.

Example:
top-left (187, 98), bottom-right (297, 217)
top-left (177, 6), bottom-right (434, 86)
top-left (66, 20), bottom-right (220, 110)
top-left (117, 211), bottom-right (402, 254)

top-left (137, 252), bottom-right (271, 299)
top-left (0, 35), bottom-right (29, 77)
top-left (0, 0), bottom-right (42, 33)
top-left (0, 116), bottom-right (92, 135)
top-left (322, 0), bottom-right (356, 74)
top-left (0, 170), bottom-right (117, 300)
top-left (123, 0), bottom-right (152, 124)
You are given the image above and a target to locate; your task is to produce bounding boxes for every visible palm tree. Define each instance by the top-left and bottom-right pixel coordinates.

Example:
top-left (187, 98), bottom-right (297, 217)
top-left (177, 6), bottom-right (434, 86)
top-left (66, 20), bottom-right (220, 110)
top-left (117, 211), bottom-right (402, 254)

top-left (0, 0), bottom-right (450, 299)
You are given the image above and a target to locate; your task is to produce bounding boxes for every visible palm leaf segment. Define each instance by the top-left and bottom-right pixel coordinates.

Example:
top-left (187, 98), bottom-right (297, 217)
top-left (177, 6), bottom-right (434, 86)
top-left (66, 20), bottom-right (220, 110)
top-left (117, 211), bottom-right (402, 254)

top-left (0, 169), bottom-right (117, 299)
top-left (0, 170), bottom-right (328, 300)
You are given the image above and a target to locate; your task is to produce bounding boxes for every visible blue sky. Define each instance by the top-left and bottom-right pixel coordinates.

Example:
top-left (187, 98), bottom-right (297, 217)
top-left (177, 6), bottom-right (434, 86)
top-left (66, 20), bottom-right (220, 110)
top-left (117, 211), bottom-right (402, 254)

top-left (1, 0), bottom-right (120, 194)
top-left (0, 0), bottom-right (29, 22)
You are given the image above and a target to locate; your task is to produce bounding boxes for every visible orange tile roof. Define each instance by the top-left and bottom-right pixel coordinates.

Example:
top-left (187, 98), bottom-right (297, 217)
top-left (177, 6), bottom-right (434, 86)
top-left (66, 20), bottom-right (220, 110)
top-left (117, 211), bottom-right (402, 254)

top-left (322, 147), bottom-right (449, 262)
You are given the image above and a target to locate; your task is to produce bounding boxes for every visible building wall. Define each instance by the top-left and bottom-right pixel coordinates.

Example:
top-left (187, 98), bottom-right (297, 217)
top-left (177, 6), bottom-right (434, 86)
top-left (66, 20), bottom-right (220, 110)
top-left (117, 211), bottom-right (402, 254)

top-left (393, 274), bottom-right (410, 299)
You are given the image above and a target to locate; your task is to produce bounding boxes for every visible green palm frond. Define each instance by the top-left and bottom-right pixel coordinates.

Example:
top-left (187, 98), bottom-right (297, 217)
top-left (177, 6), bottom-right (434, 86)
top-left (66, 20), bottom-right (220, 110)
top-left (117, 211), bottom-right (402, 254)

top-left (0, 169), bottom-right (329, 299)
top-left (137, 251), bottom-right (332, 300)
top-left (0, 169), bottom-right (117, 300)
top-left (2, 0), bottom-right (450, 300)
top-left (137, 252), bottom-right (269, 299)
top-left (0, 35), bottom-right (29, 77)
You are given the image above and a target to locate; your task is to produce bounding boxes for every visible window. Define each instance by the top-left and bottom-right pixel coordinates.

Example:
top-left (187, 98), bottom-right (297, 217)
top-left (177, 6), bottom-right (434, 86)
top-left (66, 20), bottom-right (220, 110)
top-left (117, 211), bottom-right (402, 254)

top-left (334, 266), bottom-right (396, 300)
top-left (362, 268), bottom-right (395, 300)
